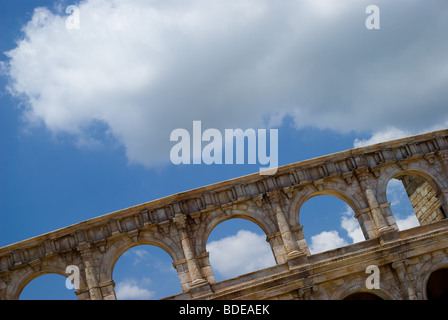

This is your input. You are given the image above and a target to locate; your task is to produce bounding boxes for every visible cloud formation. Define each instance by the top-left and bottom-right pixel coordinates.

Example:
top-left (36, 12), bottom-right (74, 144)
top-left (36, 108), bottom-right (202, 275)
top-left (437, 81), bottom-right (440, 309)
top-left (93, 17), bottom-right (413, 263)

top-left (207, 229), bottom-right (276, 279)
top-left (308, 179), bottom-right (422, 255)
top-left (354, 123), bottom-right (448, 148)
top-left (308, 206), bottom-right (364, 254)
top-left (115, 278), bottom-right (154, 300)
top-left (386, 178), bottom-right (420, 230)
top-left (309, 230), bottom-right (348, 254)
top-left (4, 0), bottom-right (448, 167)
top-left (395, 214), bottom-right (419, 231)
top-left (340, 209), bottom-right (365, 243)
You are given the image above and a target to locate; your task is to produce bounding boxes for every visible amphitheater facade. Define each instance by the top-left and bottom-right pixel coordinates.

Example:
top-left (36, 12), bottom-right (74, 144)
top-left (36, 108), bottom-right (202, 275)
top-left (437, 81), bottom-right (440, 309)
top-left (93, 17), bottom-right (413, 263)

top-left (1, 129), bottom-right (448, 300)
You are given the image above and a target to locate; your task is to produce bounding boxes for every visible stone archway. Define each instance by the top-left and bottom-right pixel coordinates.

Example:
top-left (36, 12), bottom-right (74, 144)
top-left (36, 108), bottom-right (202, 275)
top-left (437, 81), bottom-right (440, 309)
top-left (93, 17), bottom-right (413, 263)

top-left (426, 268), bottom-right (448, 300)
top-left (12, 262), bottom-right (76, 300)
top-left (100, 230), bottom-right (186, 296)
top-left (378, 167), bottom-right (447, 228)
top-left (291, 184), bottom-right (365, 227)
top-left (112, 244), bottom-right (182, 299)
top-left (1, 129), bottom-right (447, 300)
top-left (18, 273), bottom-right (78, 300)
top-left (343, 291), bottom-right (383, 300)
top-left (298, 194), bottom-right (365, 254)
top-left (205, 218), bottom-right (277, 282)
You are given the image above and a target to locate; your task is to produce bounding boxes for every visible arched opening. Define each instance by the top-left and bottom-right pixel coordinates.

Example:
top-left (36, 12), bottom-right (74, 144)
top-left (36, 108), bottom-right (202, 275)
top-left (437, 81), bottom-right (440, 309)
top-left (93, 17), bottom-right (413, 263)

top-left (386, 173), bottom-right (446, 230)
top-left (343, 292), bottom-right (383, 300)
top-left (426, 268), bottom-right (448, 300)
top-left (299, 195), bottom-right (365, 255)
top-left (113, 245), bottom-right (181, 300)
top-left (19, 273), bottom-right (77, 300)
top-left (206, 218), bottom-right (276, 282)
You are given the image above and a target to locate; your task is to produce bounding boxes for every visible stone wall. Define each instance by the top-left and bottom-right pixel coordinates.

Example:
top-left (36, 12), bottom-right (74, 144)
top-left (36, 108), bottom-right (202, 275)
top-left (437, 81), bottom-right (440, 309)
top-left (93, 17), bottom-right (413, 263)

top-left (401, 175), bottom-right (446, 225)
top-left (1, 129), bottom-right (448, 300)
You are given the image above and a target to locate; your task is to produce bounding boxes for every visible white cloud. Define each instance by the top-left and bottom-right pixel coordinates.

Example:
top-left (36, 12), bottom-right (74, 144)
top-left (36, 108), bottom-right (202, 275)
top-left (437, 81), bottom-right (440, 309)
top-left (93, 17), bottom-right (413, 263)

top-left (395, 214), bottom-right (419, 231)
top-left (4, 0), bottom-right (448, 168)
top-left (386, 178), bottom-right (420, 230)
top-left (307, 206), bottom-right (364, 254)
top-left (353, 122), bottom-right (448, 148)
top-left (130, 248), bottom-right (149, 265)
top-left (353, 127), bottom-right (412, 148)
top-left (387, 178), bottom-right (409, 206)
top-left (207, 230), bottom-right (275, 279)
top-left (133, 248), bottom-right (149, 260)
top-left (308, 230), bottom-right (348, 254)
top-left (115, 278), bottom-right (154, 300)
top-left (340, 206), bottom-right (365, 243)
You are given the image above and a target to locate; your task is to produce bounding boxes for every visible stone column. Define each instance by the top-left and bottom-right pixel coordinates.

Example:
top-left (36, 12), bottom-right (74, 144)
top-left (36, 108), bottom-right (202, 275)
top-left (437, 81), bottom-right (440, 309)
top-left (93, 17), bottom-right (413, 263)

top-left (366, 186), bottom-right (399, 243)
top-left (440, 188), bottom-right (448, 219)
top-left (0, 274), bottom-right (10, 300)
top-left (365, 186), bottom-right (390, 233)
top-left (269, 191), bottom-right (308, 268)
top-left (391, 260), bottom-right (417, 300)
top-left (99, 280), bottom-right (116, 300)
top-left (77, 243), bottom-right (102, 300)
top-left (173, 214), bottom-right (208, 287)
top-left (355, 208), bottom-right (377, 240)
top-left (269, 190), bottom-right (301, 257)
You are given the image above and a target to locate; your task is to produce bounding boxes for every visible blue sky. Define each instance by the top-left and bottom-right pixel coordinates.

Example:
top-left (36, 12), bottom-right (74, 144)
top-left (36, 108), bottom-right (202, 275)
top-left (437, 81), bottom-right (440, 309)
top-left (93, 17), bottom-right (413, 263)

top-left (1, 0), bottom-right (447, 300)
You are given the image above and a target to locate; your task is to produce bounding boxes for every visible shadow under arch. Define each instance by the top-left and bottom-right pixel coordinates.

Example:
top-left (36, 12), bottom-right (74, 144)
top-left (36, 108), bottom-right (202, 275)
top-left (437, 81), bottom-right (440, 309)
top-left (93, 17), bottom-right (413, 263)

top-left (342, 291), bottom-right (384, 300)
top-left (330, 276), bottom-right (399, 300)
top-left (426, 267), bottom-right (448, 300)
top-left (416, 257), bottom-right (448, 300)
top-left (382, 169), bottom-right (447, 229)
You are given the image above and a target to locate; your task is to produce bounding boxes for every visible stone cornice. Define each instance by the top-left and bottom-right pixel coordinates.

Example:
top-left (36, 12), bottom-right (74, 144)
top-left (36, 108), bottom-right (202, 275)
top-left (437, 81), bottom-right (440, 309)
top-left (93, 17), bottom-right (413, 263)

top-left (1, 129), bottom-right (447, 267)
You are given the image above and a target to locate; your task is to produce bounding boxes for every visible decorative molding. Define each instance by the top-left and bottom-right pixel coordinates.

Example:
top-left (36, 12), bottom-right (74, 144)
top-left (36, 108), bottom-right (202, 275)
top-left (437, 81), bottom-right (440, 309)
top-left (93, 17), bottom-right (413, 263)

top-left (0, 129), bottom-right (447, 300)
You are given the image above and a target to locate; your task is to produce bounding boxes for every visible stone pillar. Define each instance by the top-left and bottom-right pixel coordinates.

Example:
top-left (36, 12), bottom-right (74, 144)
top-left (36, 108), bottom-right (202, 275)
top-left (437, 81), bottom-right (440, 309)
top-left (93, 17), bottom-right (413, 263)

top-left (77, 243), bottom-right (102, 300)
top-left (269, 190), bottom-right (308, 268)
top-left (365, 186), bottom-right (390, 233)
top-left (365, 186), bottom-right (399, 243)
top-left (269, 191), bottom-right (300, 256)
top-left (99, 280), bottom-right (116, 300)
top-left (173, 214), bottom-right (208, 287)
top-left (355, 208), bottom-right (377, 240)
top-left (0, 274), bottom-right (10, 300)
top-left (391, 260), bottom-right (417, 300)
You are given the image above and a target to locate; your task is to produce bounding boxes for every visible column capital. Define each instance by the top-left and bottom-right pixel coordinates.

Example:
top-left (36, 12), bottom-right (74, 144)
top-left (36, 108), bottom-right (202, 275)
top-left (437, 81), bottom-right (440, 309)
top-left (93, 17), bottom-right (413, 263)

top-left (438, 150), bottom-right (448, 161)
top-left (77, 243), bottom-right (93, 257)
top-left (391, 259), bottom-right (410, 269)
top-left (355, 167), bottom-right (371, 184)
top-left (173, 213), bottom-right (187, 229)
top-left (267, 189), bottom-right (283, 204)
